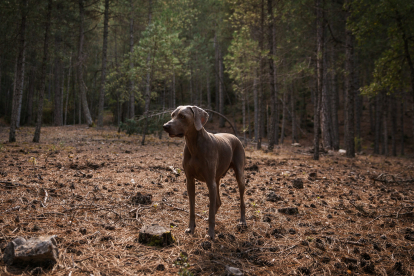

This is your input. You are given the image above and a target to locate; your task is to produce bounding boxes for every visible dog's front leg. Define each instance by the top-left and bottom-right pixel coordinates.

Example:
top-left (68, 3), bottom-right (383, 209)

top-left (206, 178), bottom-right (217, 240)
top-left (185, 176), bottom-right (196, 234)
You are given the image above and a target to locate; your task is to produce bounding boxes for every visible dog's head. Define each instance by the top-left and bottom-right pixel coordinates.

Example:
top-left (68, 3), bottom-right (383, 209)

top-left (163, 106), bottom-right (209, 138)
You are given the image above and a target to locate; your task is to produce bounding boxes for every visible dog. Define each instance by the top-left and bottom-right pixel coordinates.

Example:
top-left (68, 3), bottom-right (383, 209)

top-left (163, 105), bottom-right (246, 240)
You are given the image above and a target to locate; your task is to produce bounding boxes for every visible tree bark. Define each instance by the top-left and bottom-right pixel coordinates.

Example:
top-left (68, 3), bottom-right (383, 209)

top-left (267, 0), bottom-right (277, 150)
top-left (218, 48), bottom-right (225, 127)
top-left (141, 0), bottom-right (152, 145)
top-left (344, 0), bottom-right (355, 158)
top-left (214, 31), bottom-right (219, 113)
top-left (330, 45), bottom-right (339, 150)
top-left (400, 100), bottom-right (404, 155)
top-left (382, 92), bottom-right (388, 156)
top-left (97, 0), bottom-right (109, 127)
top-left (33, 0), bottom-right (52, 143)
top-left (253, 73), bottom-right (258, 142)
top-left (313, 0), bottom-right (323, 160)
top-left (53, 49), bottom-right (63, 126)
top-left (280, 88), bottom-right (287, 144)
top-left (64, 56), bottom-right (72, 125)
top-left (374, 94), bottom-right (381, 154)
top-left (391, 95), bottom-right (397, 156)
top-left (129, 0), bottom-right (135, 119)
top-left (26, 67), bottom-right (35, 125)
top-left (321, 49), bottom-right (332, 149)
top-left (77, 0), bottom-right (93, 126)
top-left (9, 0), bottom-right (27, 142)
top-left (257, 0), bottom-right (264, 150)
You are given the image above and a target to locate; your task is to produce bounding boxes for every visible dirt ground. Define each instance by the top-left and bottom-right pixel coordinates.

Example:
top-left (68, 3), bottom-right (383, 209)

top-left (0, 125), bottom-right (413, 276)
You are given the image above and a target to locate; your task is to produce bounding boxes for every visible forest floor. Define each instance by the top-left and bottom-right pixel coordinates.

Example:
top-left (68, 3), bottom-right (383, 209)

top-left (0, 125), bottom-right (413, 276)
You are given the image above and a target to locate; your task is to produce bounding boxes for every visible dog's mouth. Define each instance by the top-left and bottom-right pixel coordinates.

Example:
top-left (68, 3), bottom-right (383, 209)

top-left (169, 133), bottom-right (184, 138)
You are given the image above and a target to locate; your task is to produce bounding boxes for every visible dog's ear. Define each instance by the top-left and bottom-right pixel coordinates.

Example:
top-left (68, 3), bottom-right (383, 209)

top-left (191, 106), bottom-right (209, 131)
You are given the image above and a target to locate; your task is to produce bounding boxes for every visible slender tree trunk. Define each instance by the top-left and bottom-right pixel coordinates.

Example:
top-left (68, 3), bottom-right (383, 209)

top-left (355, 73), bottom-right (362, 153)
top-left (33, 0), bottom-right (52, 143)
top-left (26, 67), bottom-right (35, 125)
top-left (16, 47), bottom-right (26, 129)
top-left (9, 0), bottom-right (27, 142)
top-left (281, 88), bottom-right (287, 144)
top-left (77, 0), bottom-right (93, 126)
top-left (214, 31), bottom-right (219, 113)
top-left (64, 56), bottom-right (71, 125)
top-left (141, 0), bottom-right (152, 145)
top-left (344, 1), bottom-right (355, 158)
top-left (218, 48), bottom-right (225, 127)
top-left (382, 92), bottom-right (388, 156)
top-left (321, 49), bottom-right (332, 149)
top-left (97, 0), bottom-right (109, 127)
top-left (374, 94), bottom-right (381, 154)
top-left (207, 62), bottom-right (211, 110)
top-left (257, 0), bottom-right (264, 150)
top-left (129, 0), bottom-right (135, 119)
top-left (291, 85), bottom-right (296, 143)
top-left (267, 0), bottom-right (277, 150)
top-left (330, 47), bottom-right (339, 150)
top-left (391, 95), bottom-right (397, 156)
top-left (253, 74), bottom-right (258, 142)
top-left (313, 0), bottom-right (323, 159)
top-left (400, 100), bottom-right (404, 155)
top-left (247, 87), bottom-right (251, 140)
top-left (242, 80), bottom-right (246, 145)
top-left (172, 67), bottom-right (176, 107)
top-left (54, 50), bottom-right (63, 126)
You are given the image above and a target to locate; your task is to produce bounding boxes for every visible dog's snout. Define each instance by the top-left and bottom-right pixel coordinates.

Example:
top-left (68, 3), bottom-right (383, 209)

top-left (163, 123), bottom-right (171, 131)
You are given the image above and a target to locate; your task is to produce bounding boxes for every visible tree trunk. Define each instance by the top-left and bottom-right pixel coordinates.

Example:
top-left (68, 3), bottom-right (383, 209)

top-left (321, 50), bottom-right (332, 149)
top-left (313, 0), bottom-right (323, 160)
top-left (54, 51), bottom-right (63, 126)
top-left (242, 80), bottom-right (246, 145)
top-left (253, 74), bottom-right (258, 142)
top-left (97, 0), bottom-right (109, 127)
top-left (64, 56), bottom-right (71, 125)
top-left (218, 48), bottom-right (225, 127)
top-left (77, 0), bottom-right (93, 126)
top-left (26, 67), bottom-right (35, 125)
top-left (281, 88), bottom-right (287, 144)
top-left (206, 61), bottom-right (211, 110)
top-left (400, 100), bottom-right (404, 155)
top-left (214, 31), bottom-right (219, 113)
top-left (9, 0), bottom-right (27, 142)
top-left (129, 0), bottom-right (135, 119)
top-left (141, 0), bottom-right (152, 145)
top-left (330, 46), bottom-right (339, 150)
top-left (382, 92), bottom-right (388, 156)
top-left (33, 0), bottom-right (52, 143)
top-left (391, 95), bottom-right (397, 156)
top-left (291, 85), bottom-right (297, 143)
top-left (374, 94), bottom-right (381, 154)
top-left (267, 0), bottom-right (277, 150)
top-left (257, 0), bottom-right (264, 150)
top-left (344, 1), bottom-right (355, 158)
top-left (247, 87), bottom-right (251, 140)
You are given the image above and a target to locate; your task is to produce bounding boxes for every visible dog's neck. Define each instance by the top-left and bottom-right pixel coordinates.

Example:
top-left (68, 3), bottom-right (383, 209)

top-left (184, 127), bottom-right (207, 156)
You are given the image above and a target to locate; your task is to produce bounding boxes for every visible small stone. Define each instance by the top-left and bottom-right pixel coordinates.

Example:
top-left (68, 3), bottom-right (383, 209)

top-left (226, 266), bottom-right (243, 276)
top-left (292, 178), bottom-right (303, 189)
top-left (131, 192), bottom-right (152, 205)
top-left (266, 191), bottom-right (283, 202)
top-left (327, 214), bottom-right (333, 219)
top-left (278, 207), bottom-right (298, 215)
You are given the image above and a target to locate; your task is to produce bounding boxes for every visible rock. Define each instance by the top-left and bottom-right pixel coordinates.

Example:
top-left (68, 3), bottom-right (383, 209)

top-left (292, 178), bottom-right (303, 189)
top-left (266, 191), bottom-right (283, 202)
top-left (131, 192), bottom-right (152, 205)
top-left (3, 236), bottom-right (59, 266)
top-left (138, 224), bottom-right (175, 246)
top-left (278, 207), bottom-right (299, 215)
top-left (291, 143), bottom-right (301, 147)
top-left (226, 266), bottom-right (243, 276)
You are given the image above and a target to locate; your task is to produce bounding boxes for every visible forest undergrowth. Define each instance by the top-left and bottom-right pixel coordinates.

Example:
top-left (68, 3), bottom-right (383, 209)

top-left (0, 126), bottom-right (413, 275)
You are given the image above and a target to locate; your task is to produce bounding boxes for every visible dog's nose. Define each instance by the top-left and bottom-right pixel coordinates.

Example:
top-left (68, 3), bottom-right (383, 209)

top-left (163, 124), bottom-right (171, 131)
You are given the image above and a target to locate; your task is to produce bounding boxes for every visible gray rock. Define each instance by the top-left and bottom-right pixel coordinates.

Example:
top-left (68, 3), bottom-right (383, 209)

top-left (138, 224), bottom-right (175, 246)
top-left (3, 236), bottom-right (59, 266)
top-left (226, 266), bottom-right (243, 276)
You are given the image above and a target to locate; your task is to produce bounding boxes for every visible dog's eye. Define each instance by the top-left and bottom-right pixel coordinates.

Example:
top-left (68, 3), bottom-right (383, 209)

top-left (179, 114), bottom-right (185, 119)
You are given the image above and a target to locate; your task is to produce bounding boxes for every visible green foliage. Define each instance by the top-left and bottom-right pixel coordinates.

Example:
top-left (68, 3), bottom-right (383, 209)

top-left (118, 113), bottom-right (170, 136)
top-left (173, 253), bottom-right (193, 276)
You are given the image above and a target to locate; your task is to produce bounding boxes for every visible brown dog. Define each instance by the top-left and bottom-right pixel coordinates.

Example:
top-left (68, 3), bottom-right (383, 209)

top-left (163, 105), bottom-right (246, 239)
